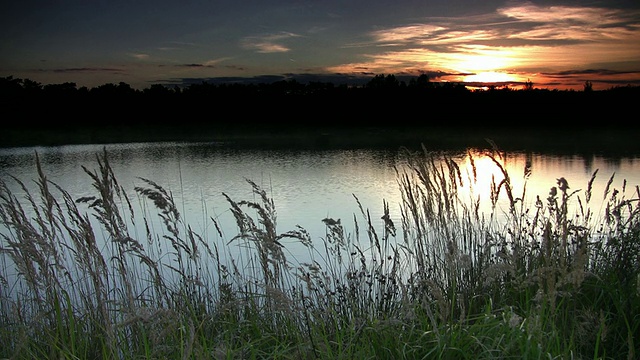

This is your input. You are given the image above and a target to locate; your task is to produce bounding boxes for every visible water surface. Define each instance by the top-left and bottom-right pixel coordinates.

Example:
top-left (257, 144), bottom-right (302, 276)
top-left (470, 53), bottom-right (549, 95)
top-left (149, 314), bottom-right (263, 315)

top-left (1, 141), bottom-right (639, 265)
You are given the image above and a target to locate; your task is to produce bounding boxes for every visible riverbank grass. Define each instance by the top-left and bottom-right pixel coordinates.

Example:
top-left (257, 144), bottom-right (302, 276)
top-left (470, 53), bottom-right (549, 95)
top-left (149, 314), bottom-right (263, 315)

top-left (1, 145), bottom-right (638, 359)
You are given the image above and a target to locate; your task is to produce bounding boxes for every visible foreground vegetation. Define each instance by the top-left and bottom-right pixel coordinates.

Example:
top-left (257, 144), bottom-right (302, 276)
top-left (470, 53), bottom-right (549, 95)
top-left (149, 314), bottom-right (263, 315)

top-left (1, 144), bottom-right (639, 359)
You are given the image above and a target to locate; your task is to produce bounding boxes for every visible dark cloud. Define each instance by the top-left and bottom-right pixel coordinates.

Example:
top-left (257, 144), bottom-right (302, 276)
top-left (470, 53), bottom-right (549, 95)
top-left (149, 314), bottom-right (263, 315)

top-left (49, 68), bottom-right (125, 74)
top-left (161, 70), bottom-right (470, 88)
top-left (547, 69), bottom-right (640, 76)
top-left (175, 64), bottom-right (217, 68)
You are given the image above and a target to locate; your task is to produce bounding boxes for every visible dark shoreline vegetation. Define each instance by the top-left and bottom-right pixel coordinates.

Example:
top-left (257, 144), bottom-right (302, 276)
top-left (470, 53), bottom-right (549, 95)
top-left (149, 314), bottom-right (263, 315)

top-left (1, 145), bottom-right (639, 359)
top-left (2, 74), bottom-right (640, 156)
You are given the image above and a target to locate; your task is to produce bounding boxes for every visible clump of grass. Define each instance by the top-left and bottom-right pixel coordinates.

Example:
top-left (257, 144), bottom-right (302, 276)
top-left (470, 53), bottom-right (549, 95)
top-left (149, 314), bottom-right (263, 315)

top-left (1, 144), bottom-right (638, 359)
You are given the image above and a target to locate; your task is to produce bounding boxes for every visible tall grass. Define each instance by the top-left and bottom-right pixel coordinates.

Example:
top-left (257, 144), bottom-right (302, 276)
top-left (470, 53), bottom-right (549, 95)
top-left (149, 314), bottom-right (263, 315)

top-left (1, 145), bottom-right (638, 359)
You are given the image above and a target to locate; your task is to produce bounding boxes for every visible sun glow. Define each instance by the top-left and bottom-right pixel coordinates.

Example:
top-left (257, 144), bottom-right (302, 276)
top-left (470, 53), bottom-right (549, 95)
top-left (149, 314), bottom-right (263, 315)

top-left (464, 71), bottom-right (518, 83)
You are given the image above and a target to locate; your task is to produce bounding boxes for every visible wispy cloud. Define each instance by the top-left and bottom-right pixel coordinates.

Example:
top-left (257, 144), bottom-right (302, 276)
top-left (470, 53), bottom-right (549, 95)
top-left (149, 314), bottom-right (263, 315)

top-left (370, 24), bottom-right (444, 44)
top-left (327, 1), bottom-right (640, 87)
top-left (204, 57), bottom-right (232, 66)
top-left (498, 2), bottom-right (629, 24)
top-left (50, 67), bottom-right (125, 74)
top-left (172, 57), bottom-right (232, 69)
top-left (241, 32), bottom-right (301, 53)
top-left (175, 64), bottom-right (209, 68)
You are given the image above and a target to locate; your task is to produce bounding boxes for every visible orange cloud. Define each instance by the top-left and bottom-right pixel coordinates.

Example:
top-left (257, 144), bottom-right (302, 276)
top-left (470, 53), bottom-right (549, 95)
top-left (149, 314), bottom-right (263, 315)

top-left (325, 2), bottom-right (640, 89)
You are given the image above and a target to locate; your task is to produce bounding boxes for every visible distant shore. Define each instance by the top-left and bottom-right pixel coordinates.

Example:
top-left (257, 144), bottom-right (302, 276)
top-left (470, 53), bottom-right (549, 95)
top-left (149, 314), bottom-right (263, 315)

top-left (4, 76), bottom-right (639, 155)
top-left (3, 123), bottom-right (639, 157)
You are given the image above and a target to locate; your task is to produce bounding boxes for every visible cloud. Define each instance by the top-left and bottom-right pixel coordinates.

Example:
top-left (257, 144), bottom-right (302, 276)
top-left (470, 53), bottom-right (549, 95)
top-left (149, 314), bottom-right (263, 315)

top-left (171, 57), bottom-right (232, 69)
top-left (550, 69), bottom-right (640, 76)
top-left (50, 67), bottom-right (125, 74)
top-left (203, 57), bottom-right (232, 66)
top-left (498, 2), bottom-right (627, 24)
top-left (160, 69), bottom-right (465, 90)
top-left (240, 32), bottom-right (301, 53)
top-left (170, 74), bottom-right (288, 87)
top-left (500, 4), bottom-right (640, 43)
top-left (538, 68), bottom-right (640, 87)
top-left (370, 24), bottom-right (444, 44)
top-left (132, 53), bottom-right (149, 60)
top-left (324, 1), bottom-right (640, 83)
top-left (176, 64), bottom-right (208, 68)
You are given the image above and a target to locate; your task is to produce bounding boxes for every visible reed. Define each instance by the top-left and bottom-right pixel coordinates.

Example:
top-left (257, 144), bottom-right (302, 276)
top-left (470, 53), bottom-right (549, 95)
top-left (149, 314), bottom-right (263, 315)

top-left (0, 144), bottom-right (638, 359)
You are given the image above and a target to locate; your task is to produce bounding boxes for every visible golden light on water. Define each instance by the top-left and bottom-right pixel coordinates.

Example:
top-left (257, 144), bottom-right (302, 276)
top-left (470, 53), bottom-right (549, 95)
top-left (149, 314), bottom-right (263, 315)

top-left (455, 150), bottom-right (542, 220)
top-left (457, 152), bottom-right (511, 201)
top-left (451, 149), bottom-right (640, 226)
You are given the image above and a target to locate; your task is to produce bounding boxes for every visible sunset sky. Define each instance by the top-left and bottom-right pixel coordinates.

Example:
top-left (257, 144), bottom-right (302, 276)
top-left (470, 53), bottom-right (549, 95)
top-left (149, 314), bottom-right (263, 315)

top-left (1, 0), bottom-right (639, 91)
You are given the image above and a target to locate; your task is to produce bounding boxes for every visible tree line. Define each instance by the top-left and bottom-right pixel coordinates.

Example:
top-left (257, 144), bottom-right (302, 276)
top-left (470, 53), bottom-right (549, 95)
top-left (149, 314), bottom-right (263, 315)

top-left (1, 73), bottom-right (638, 132)
top-left (0, 74), bottom-right (467, 100)
top-left (3, 73), bottom-right (633, 98)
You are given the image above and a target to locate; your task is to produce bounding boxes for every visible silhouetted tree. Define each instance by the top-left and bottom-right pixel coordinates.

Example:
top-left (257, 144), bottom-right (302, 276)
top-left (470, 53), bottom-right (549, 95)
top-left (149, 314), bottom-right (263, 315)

top-left (0, 76), bottom-right (24, 92)
top-left (524, 79), bottom-right (534, 91)
top-left (408, 74), bottom-right (432, 90)
top-left (583, 80), bottom-right (593, 92)
top-left (267, 79), bottom-right (305, 95)
top-left (23, 79), bottom-right (43, 95)
top-left (143, 84), bottom-right (175, 97)
top-left (43, 82), bottom-right (78, 96)
top-left (366, 74), bottom-right (400, 90)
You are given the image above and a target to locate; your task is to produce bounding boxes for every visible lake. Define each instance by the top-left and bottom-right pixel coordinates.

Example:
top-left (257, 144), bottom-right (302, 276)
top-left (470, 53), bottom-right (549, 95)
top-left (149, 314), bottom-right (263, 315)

top-left (2, 139), bottom-right (639, 270)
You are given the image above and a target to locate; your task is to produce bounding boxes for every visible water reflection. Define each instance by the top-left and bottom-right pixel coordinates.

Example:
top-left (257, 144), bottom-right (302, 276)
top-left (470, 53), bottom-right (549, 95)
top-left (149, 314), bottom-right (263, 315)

top-left (451, 149), bottom-right (639, 229)
top-left (1, 142), bottom-right (639, 263)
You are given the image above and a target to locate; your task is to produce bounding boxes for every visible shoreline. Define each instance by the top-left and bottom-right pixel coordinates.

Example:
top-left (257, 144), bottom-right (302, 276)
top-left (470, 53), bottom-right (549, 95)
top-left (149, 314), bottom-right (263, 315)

top-left (3, 124), bottom-right (640, 157)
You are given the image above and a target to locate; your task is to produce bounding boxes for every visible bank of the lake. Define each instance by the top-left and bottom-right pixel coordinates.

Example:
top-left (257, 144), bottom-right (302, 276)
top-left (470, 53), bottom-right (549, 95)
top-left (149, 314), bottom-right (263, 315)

top-left (4, 122), bottom-right (640, 158)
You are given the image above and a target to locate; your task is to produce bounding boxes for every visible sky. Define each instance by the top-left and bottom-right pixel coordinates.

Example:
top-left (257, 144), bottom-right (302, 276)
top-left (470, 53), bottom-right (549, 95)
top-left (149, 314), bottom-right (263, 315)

top-left (1, 0), bottom-right (639, 91)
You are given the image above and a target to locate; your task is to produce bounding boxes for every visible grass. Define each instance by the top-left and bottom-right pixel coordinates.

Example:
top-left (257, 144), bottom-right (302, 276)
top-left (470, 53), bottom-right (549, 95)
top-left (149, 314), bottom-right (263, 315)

top-left (1, 144), bottom-right (639, 359)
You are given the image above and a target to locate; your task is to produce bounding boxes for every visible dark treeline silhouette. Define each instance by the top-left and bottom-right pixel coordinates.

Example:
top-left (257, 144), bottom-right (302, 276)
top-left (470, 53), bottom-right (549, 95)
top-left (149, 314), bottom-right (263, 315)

top-left (2, 74), bottom-right (639, 150)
